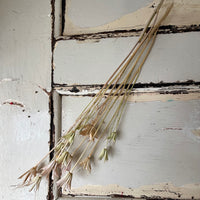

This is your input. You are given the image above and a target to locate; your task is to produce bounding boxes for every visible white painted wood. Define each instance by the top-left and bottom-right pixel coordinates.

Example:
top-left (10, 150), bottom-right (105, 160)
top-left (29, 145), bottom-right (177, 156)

top-left (0, 0), bottom-right (51, 199)
top-left (62, 183), bottom-right (200, 199)
top-left (55, 0), bottom-right (63, 37)
top-left (61, 95), bottom-right (200, 197)
top-left (64, 0), bottom-right (152, 34)
top-left (53, 91), bottom-right (62, 199)
top-left (56, 85), bottom-right (200, 103)
top-left (54, 32), bottom-right (200, 85)
top-left (64, 0), bottom-right (200, 35)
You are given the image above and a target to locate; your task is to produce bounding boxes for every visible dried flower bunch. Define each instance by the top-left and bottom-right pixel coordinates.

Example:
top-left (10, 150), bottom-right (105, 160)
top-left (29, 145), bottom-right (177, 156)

top-left (19, 0), bottom-right (172, 192)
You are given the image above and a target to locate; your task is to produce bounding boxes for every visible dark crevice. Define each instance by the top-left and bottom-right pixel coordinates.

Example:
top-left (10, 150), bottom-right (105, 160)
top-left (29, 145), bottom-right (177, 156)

top-left (47, 0), bottom-right (56, 200)
top-left (54, 80), bottom-right (200, 90)
top-left (56, 24), bottom-right (200, 41)
top-left (69, 86), bottom-right (80, 93)
top-left (110, 194), bottom-right (135, 198)
top-left (61, 0), bottom-right (66, 35)
top-left (141, 195), bottom-right (177, 200)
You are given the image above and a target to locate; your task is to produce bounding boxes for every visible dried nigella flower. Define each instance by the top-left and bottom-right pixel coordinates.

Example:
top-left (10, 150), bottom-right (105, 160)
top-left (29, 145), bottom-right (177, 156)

top-left (64, 154), bottom-right (73, 171)
top-left (18, 0), bottom-right (173, 192)
top-left (54, 141), bottom-right (65, 152)
top-left (63, 131), bottom-right (75, 145)
top-left (54, 152), bottom-right (73, 177)
top-left (79, 156), bottom-right (91, 173)
top-left (56, 151), bottom-right (69, 165)
top-left (80, 123), bottom-right (97, 141)
top-left (18, 166), bottom-right (37, 186)
top-left (41, 160), bottom-right (56, 178)
top-left (29, 174), bottom-right (42, 192)
top-left (57, 172), bottom-right (73, 191)
top-left (52, 162), bottom-right (61, 179)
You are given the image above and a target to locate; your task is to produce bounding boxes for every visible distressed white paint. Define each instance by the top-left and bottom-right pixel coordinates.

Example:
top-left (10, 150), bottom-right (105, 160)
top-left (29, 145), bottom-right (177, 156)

top-left (64, 0), bottom-right (200, 35)
top-left (0, 0), bottom-right (51, 199)
top-left (54, 32), bottom-right (200, 85)
top-left (56, 85), bottom-right (200, 103)
top-left (65, 183), bottom-right (200, 199)
top-left (60, 95), bottom-right (200, 197)
top-left (65, 0), bottom-right (152, 28)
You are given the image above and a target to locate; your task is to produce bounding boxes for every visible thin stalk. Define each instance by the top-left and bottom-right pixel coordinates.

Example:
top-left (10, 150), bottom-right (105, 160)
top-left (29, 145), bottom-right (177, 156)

top-left (75, 21), bottom-right (158, 164)
top-left (71, 137), bottom-right (87, 157)
top-left (62, 5), bottom-right (161, 136)
top-left (71, 141), bottom-right (92, 173)
top-left (77, 2), bottom-right (173, 142)
top-left (89, 31), bottom-right (158, 159)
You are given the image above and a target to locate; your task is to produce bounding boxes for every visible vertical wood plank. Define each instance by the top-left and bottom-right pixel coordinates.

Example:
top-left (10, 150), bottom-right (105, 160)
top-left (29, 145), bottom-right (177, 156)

top-left (0, 0), bottom-right (51, 199)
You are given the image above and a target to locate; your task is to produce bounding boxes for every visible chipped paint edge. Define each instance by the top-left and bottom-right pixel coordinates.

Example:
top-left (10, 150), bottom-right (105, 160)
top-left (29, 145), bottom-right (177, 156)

top-left (62, 183), bottom-right (200, 199)
top-left (55, 85), bottom-right (200, 102)
top-left (64, 0), bottom-right (200, 36)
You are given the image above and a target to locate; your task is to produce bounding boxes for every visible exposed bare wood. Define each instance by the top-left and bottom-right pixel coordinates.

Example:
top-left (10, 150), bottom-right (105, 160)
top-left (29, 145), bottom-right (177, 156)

top-left (62, 183), bottom-right (200, 199)
top-left (55, 85), bottom-right (200, 103)
top-left (64, 0), bottom-right (200, 36)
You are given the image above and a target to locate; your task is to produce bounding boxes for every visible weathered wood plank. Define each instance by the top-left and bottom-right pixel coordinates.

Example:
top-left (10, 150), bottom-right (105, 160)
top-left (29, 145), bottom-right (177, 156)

top-left (0, 0), bottom-right (51, 199)
top-left (56, 85), bottom-right (200, 103)
top-left (54, 32), bottom-right (200, 85)
top-left (62, 183), bottom-right (200, 199)
top-left (60, 95), bottom-right (200, 198)
top-left (63, 0), bottom-right (200, 36)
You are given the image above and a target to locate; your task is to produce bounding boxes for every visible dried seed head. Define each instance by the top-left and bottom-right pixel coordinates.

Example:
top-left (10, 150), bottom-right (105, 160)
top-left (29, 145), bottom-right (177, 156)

top-left (29, 174), bottom-right (42, 192)
top-left (41, 160), bottom-right (56, 178)
top-left (107, 131), bottom-right (117, 142)
top-left (55, 141), bottom-right (65, 152)
top-left (18, 166), bottom-right (37, 186)
top-left (99, 148), bottom-right (108, 162)
top-left (56, 151), bottom-right (69, 165)
top-left (79, 157), bottom-right (91, 173)
top-left (80, 124), bottom-right (96, 138)
top-left (63, 131), bottom-right (75, 145)
top-left (63, 153), bottom-right (73, 171)
top-left (52, 162), bottom-right (61, 179)
top-left (57, 172), bottom-right (73, 191)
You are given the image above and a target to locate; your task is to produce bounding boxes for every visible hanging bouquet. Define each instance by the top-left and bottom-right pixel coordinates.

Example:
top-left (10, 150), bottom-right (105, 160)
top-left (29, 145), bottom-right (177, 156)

top-left (18, 0), bottom-right (173, 192)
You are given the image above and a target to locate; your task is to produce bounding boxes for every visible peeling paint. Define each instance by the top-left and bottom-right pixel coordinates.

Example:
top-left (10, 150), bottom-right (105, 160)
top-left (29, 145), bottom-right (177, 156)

top-left (55, 85), bottom-right (200, 102)
top-left (0, 78), bottom-right (19, 83)
top-left (64, 0), bottom-right (200, 36)
top-left (163, 127), bottom-right (183, 131)
top-left (192, 129), bottom-right (200, 137)
top-left (57, 24), bottom-right (200, 41)
top-left (2, 100), bottom-right (24, 107)
top-left (37, 85), bottom-right (51, 96)
top-left (63, 183), bottom-right (200, 199)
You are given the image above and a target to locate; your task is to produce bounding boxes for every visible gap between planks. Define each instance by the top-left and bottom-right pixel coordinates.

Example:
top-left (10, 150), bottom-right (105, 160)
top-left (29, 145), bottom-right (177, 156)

top-left (56, 24), bottom-right (200, 41)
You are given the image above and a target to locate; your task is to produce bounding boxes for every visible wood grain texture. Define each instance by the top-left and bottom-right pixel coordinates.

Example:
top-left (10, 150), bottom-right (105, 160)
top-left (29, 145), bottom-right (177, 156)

top-left (63, 0), bottom-right (200, 35)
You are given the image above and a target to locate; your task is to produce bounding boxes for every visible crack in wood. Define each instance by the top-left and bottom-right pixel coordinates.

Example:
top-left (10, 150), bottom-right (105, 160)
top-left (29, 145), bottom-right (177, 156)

top-left (61, 0), bottom-right (66, 35)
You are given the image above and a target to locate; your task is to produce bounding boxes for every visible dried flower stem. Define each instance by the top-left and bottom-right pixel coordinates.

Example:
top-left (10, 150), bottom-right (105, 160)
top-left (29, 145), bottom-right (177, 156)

top-left (19, 0), bottom-right (173, 192)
